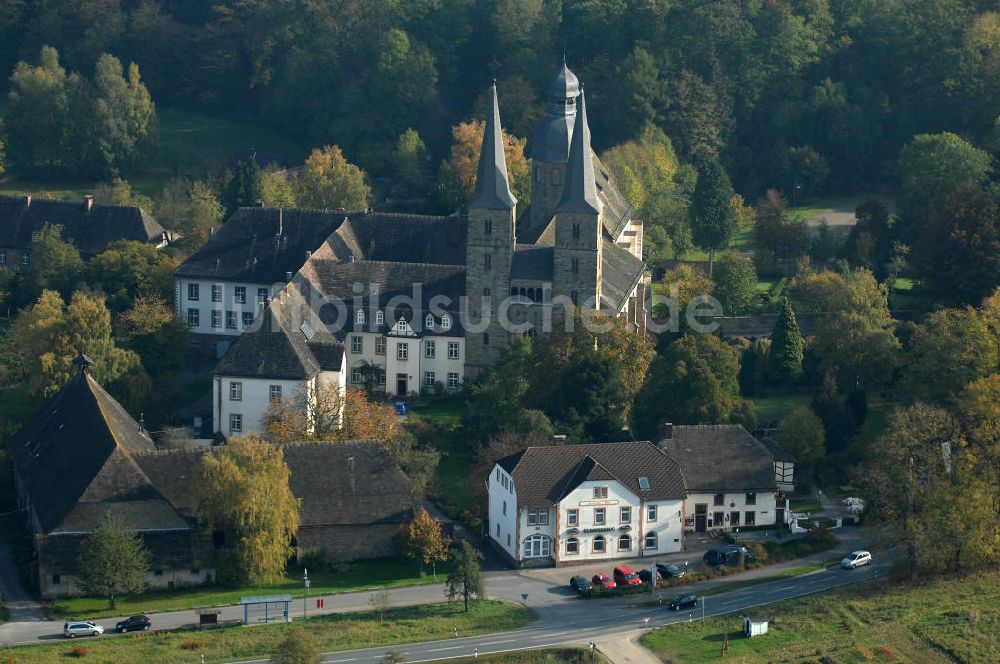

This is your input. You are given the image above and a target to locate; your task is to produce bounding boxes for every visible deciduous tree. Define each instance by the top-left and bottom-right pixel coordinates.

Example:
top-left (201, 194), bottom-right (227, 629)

top-left (272, 627), bottom-right (320, 664)
top-left (400, 507), bottom-right (450, 578)
top-left (78, 511), bottom-right (150, 609)
top-left (777, 407), bottom-right (825, 480)
top-left (437, 119), bottom-right (530, 211)
top-left (445, 541), bottom-right (483, 612)
top-left (87, 240), bottom-right (176, 312)
top-left (21, 224), bottom-right (83, 303)
top-left (713, 252), bottom-right (758, 315)
top-left (294, 145), bottom-right (371, 211)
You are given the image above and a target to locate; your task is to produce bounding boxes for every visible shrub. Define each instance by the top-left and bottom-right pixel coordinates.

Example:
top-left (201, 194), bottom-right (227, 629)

top-left (878, 646), bottom-right (897, 661)
top-left (301, 546), bottom-right (330, 571)
top-left (70, 646), bottom-right (89, 658)
top-left (858, 645), bottom-right (876, 661)
top-left (181, 640), bottom-right (204, 651)
top-left (272, 628), bottom-right (320, 664)
top-left (7, 655), bottom-right (16, 664)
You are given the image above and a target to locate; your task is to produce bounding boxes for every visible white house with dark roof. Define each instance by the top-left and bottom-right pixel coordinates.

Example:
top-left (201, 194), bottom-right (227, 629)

top-left (655, 424), bottom-right (795, 534)
top-left (490, 442), bottom-right (686, 568)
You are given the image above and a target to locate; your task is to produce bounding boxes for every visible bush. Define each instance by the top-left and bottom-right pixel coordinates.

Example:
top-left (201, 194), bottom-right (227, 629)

top-left (181, 640), bottom-right (204, 651)
top-left (70, 646), bottom-right (89, 658)
top-left (301, 546), bottom-right (330, 571)
top-left (765, 528), bottom-right (837, 561)
top-left (272, 627), bottom-right (320, 664)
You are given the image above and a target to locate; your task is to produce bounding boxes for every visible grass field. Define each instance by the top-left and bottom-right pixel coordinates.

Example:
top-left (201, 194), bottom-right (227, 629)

top-left (641, 570), bottom-right (1000, 663)
top-left (409, 398), bottom-right (479, 528)
top-left (751, 392), bottom-right (811, 425)
top-left (51, 558), bottom-right (448, 620)
top-left (11, 600), bottom-right (533, 664)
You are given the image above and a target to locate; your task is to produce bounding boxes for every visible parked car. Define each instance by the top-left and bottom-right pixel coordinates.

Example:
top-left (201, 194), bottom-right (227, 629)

top-left (64, 621), bottom-right (104, 638)
top-left (703, 545), bottom-right (753, 567)
top-left (667, 593), bottom-right (699, 610)
top-left (569, 575), bottom-right (593, 594)
top-left (115, 615), bottom-right (151, 633)
top-left (655, 562), bottom-right (686, 579)
top-left (638, 569), bottom-right (658, 585)
top-left (840, 550), bottom-right (872, 569)
top-left (592, 573), bottom-right (616, 589)
top-left (613, 566), bottom-right (642, 586)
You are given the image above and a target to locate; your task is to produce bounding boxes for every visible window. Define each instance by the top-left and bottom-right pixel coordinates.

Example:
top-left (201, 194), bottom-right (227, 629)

top-left (0, 249), bottom-right (5, 264)
top-left (572, 223), bottom-right (580, 239)
top-left (647, 504), bottom-right (657, 522)
top-left (496, 523), bottom-right (500, 537)
top-left (618, 534), bottom-right (632, 551)
top-left (225, 311), bottom-right (237, 329)
top-left (484, 253), bottom-right (492, 271)
top-left (730, 511), bottom-right (740, 526)
top-left (229, 413), bottom-right (242, 433)
top-left (571, 257), bottom-right (579, 273)
top-left (375, 310), bottom-right (384, 325)
top-left (593, 535), bottom-right (606, 553)
top-left (746, 511), bottom-right (756, 526)
top-left (620, 507), bottom-right (631, 523)
top-left (211, 310), bottom-right (222, 328)
top-left (187, 308), bottom-right (200, 326)
top-left (594, 508), bottom-right (606, 525)
top-left (442, 315), bottom-right (451, 330)
top-left (593, 486), bottom-right (608, 499)
top-left (351, 336), bottom-right (363, 353)
top-left (425, 313), bottom-right (435, 329)
top-left (644, 531), bottom-right (658, 550)
top-left (212, 284), bottom-right (222, 302)
top-left (566, 537), bottom-right (579, 554)
top-left (483, 288), bottom-right (491, 297)
top-left (378, 372), bottom-right (386, 386)
top-left (447, 372), bottom-right (459, 389)
top-left (714, 493), bottom-right (725, 506)
top-left (269, 385), bottom-right (282, 402)
top-left (356, 310), bottom-right (366, 324)
top-left (571, 290), bottom-right (578, 305)
top-left (523, 535), bottom-right (550, 558)
top-left (567, 509), bottom-right (578, 526)
top-left (234, 286), bottom-right (246, 304)
top-left (397, 343), bottom-right (408, 360)
top-left (229, 382), bottom-right (242, 401)
top-left (483, 333), bottom-right (490, 346)
top-left (484, 219), bottom-right (493, 236)
top-left (448, 342), bottom-right (460, 359)
top-left (52, 574), bottom-right (61, 584)
top-left (375, 337), bottom-right (387, 355)
top-left (527, 508), bottom-right (549, 526)
top-left (425, 340), bottom-right (436, 358)
top-left (257, 287), bottom-right (269, 303)
top-left (242, 311), bottom-right (254, 328)
top-left (502, 501), bottom-right (506, 516)
top-left (188, 283), bottom-right (199, 301)
top-left (507, 534), bottom-right (511, 546)
top-left (20, 250), bottom-right (30, 265)
top-left (746, 492), bottom-right (757, 506)
top-left (639, 476), bottom-right (650, 491)
top-left (31, 231), bottom-right (39, 242)
top-left (351, 369), bottom-right (362, 384)
top-left (424, 371), bottom-right (435, 387)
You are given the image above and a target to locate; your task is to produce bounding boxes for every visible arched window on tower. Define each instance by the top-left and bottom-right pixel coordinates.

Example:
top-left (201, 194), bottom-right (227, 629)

top-left (356, 310), bottom-right (366, 324)
top-left (425, 313), bottom-right (434, 330)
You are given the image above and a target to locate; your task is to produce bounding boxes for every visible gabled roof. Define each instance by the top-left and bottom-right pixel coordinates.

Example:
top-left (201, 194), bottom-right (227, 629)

top-left (496, 441), bottom-right (685, 507)
top-left (469, 84), bottom-right (517, 211)
top-left (214, 283), bottom-right (344, 380)
top-left (6, 369), bottom-right (175, 533)
top-left (600, 238), bottom-right (645, 313)
top-left (0, 195), bottom-right (165, 255)
top-left (511, 245), bottom-right (554, 281)
top-left (657, 425), bottom-right (782, 492)
top-left (557, 89), bottom-right (602, 216)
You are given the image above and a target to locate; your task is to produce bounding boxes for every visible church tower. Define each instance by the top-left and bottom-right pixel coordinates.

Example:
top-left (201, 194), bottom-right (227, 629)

top-left (527, 59), bottom-right (580, 233)
top-left (552, 89), bottom-right (602, 310)
top-left (465, 83), bottom-right (517, 377)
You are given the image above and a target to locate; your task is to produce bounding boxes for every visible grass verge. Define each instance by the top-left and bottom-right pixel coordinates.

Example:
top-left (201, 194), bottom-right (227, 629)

top-left (431, 648), bottom-right (609, 663)
top-left (640, 570), bottom-right (1000, 663)
top-left (699, 563), bottom-right (826, 597)
top-left (12, 600), bottom-right (533, 664)
top-left (51, 559), bottom-right (449, 620)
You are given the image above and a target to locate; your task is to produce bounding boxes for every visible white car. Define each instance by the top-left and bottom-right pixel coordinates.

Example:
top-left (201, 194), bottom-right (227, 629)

top-left (840, 550), bottom-right (872, 569)
top-left (64, 621), bottom-right (104, 638)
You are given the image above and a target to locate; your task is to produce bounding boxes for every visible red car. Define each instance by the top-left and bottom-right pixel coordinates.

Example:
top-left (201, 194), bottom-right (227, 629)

top-left (591, 573), bottom-right (617, 589)
top-left (613, 566), bottom-right (642, 586)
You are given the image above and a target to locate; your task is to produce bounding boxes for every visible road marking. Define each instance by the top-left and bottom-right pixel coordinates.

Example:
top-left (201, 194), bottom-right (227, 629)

top-left (776, 585), bottom-right (797, 592)
top-left (479, 638), bottom-right (518, 645)
top-left (426, 646), bottom-right (462, 652)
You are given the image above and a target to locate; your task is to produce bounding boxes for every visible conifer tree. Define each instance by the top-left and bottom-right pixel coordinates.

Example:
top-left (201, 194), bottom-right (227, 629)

top-left (689, 159), bottom-right (737, 276)
top-left (767, 297), bottom-right (804, 384)
top-left (224, 156), bottom-right (265, 215)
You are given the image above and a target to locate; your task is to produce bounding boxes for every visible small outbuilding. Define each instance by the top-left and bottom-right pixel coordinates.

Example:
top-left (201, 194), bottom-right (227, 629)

top-left (744, 616), bottom-right (769, 637)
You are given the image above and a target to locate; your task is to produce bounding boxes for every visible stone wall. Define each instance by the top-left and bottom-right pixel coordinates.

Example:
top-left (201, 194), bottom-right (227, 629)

top-left (295, 524), bottom-right (401, 562)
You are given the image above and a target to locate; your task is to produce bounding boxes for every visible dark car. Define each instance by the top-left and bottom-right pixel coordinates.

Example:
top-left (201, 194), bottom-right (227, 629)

top-left (655, 562), bottom-right (686, 579)
top-left (569, 575), bottom-right (593, 594)
top-left (613, 566), bottom-right (643, 586)
top-left (115, 615), bottom-right (151, 633)
top-left (703, 545), bottom-right (753, 567)
top-left (592, 573), bottom-right (616, 589)
top-left (667, 593), bottom-right (699, 610)
top-left (638, 568), bottom-right (658, 585)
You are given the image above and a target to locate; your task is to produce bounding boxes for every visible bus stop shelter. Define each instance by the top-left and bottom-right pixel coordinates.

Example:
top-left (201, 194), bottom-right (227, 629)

top-left (240, 594), bottom-right (292, 625)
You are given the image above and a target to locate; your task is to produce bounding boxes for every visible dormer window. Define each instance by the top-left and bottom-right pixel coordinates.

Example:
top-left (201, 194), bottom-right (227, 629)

top-left (375, 310), bottom-right (384, 325)
top-left (442, 315), bottom-right (451, 330)
top-left (356, 310), bottom-right (366, 324)
top-left (425, 313), bottom-right (435, 330)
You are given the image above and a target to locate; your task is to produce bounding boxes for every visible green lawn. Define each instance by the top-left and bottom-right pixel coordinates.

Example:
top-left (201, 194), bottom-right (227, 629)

top-left (409, 397), bottom-right (479, 528)
top-left (680, 228), bottom-right (754, 261)
top-left (0, 384), bottom-right (34, 436)
top-left (641, 571), bottom-right (1000, 663)
top-left (788, 498), bottom-right (822, 514)
top-left (51, 558), bottom-right (449, 620)
top-left (751, 392), bottom-right (811, 425)
top-left (10, 600), bottom-right (533, 664)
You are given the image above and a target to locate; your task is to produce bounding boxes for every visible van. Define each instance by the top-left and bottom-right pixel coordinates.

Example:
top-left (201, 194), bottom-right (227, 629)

top-left (703, 545), bottom-right (752, 567)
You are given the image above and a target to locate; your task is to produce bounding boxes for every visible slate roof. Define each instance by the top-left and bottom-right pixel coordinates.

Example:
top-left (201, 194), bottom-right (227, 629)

top-left (469, 84), bottom-right (517, 211)
top-left (601, 238), bottom-right (645, 313)
top-left (5, 369), bottom-right (182, 533)
top-left (214, 283), bottom-right (344, 379)
top-left (173, 207), bottom-right (349, 282)
top-left (496, 441), bottom-right (686, 507)
top-left (657, 425), bottom-right (780, 492)
top-left (557, 90), bottom-right (602, 216)
top-left (531, 61), bottom-right (579, 164)
top-left (334, 214), bottom-right (466, 266)
top-left (0, 194), bottom-right (165, 255)
top-left (511, 245), bottom-right (554, 281)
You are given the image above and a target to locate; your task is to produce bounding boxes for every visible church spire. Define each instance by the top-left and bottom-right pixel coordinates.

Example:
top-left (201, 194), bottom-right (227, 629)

top-left (469, 83), bottom-right (517, 211)
top-left (557, 88), bottom-right (601, 215)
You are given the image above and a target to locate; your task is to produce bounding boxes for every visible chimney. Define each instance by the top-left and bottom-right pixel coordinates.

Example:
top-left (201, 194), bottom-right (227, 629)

top-left (552, 434), bottom-right (567, 445)
top-left (84, 194), bottom-right (94, 212)
top-left (257, 199), bottom-right (265, 207)
top-left (285, 271), bottom-right (293, 282)
top-left (661, 422), bottom-right (674, 441)
top-left (24, 194), bottom-right (31, 208)
top-left (277, 208), bottom-right (283, 237)
top-left (346, 454), bottom-right (355, 493)
top-left (305, 250), bottom-right (312, 260)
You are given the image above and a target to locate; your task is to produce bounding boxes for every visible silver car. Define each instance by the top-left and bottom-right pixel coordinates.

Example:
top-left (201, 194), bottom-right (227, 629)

top-left (840, 550), bottom-right (872, 569)
top-left (64, 621), bottom-right (104, 638)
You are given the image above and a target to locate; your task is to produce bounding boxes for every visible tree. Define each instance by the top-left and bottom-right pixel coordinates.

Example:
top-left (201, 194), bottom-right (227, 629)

top-left (224, 156), bottom-right (265, 215)
top-left (653, 264), bottom-right (715, 324)
top-left (445, 541), bottom-right (483, 612)
top-left (89, 54), bottom-right (156, 177)
top-left (22, 224), bottom-right (83, 302)
top-left (93, 177), bottom-right (155, 210)
top-left (689, 159), bottom-right (738, 276)
top-left (294, 145), bottom-right (371, 211)
top-left (777, 407), bottom-right (825, 480)
top-left (713, 252), bottom-right (758, 315)
top-left (438, 119), bottom-right (530, 211)
top-left (665, 69), bottom-right (730, 163)
top-left (4, 46), bottom-right (69, 174)
top-left (754, 190), bottom-right (809, 267)
top-left (393, 128), bottom-right (430, 196)
top-left (368, 590), bottom-right (393, 623)
top-left (272, 628), bottom-right (320, 664)
top-left (767, 298), bottom-right (804, 384)
top-left (845, 197), bottom-right (893, 272)
top-left (897, 132), bottom-right (991, 241)
top-left (115, 295), bottom-right (187, 377)
top-left (197, 436), bottom-right (300, 585)
top-left (78, 511), bottom-right (150, 609)
top-left (632, 333), bottom-right (752, 438)
top-left (604, 46), bottom-right (666, 144)
top-left (462, 337), bottom-right (535, 442)
top-left (87, 240), bottom-right (176, 312)
top-left (183, 181), bottom-right (225, 250)
top-left (400, 507), bottom-right (450, 578)
top-left (263, 386), bottom-right (398, 444)
top-left (911, 181), bottom-right (1000, 305)
top-left (261, 169), bottom-right (297, 208)
top-left (382, 430), bottom-right (440, 502)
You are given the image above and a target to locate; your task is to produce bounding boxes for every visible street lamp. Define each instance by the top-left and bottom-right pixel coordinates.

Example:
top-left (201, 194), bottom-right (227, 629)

top-left (589, 642), bottom-right (596, 664)
top-left (303, 568), bottom-right (310, 619)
